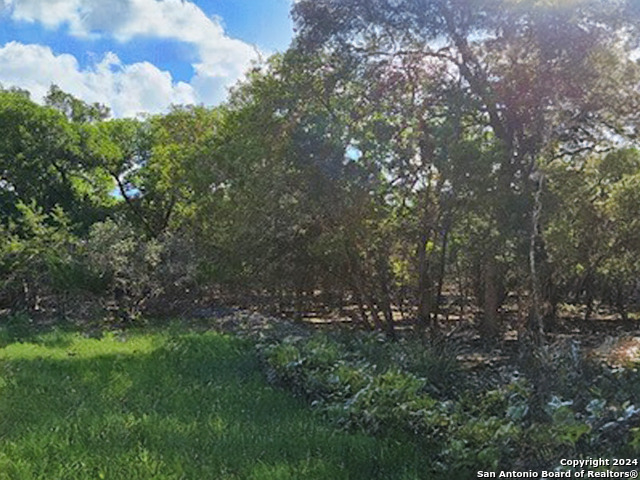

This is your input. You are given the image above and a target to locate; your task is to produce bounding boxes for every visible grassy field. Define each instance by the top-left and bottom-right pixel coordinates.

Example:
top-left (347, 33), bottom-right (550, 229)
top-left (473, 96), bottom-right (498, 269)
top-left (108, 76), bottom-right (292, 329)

top-left (0, 323), bottom-right (425, 479)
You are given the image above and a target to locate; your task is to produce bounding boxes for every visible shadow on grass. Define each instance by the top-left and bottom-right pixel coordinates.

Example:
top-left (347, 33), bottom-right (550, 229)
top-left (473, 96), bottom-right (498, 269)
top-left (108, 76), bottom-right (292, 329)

top-left (0, 313), bottom-right (79, 349)
top-left (0, 332), bottom-right (425, 479)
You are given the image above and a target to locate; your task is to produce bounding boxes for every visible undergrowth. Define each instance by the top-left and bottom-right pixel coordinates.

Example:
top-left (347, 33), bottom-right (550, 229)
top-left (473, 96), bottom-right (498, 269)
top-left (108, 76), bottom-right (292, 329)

top-left (260, 330), bottom-right (640, 477)
top-left (3, 311), bottom-right (640, 479)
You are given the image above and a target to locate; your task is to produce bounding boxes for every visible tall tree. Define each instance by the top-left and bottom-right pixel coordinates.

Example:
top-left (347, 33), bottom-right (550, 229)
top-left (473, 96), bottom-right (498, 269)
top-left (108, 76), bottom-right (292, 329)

top-left (292, 0), bottom-right (640, 341)
top-left (0, 88), bottom-right (113, 229)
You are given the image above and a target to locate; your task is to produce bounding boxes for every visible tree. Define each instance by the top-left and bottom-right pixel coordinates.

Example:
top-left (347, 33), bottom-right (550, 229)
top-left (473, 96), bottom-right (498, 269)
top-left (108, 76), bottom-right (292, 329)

top-left (0, 88), bottom-right (113, 229)
top-left (292, 0), bottom-right (640, 341)
top-left (545, 148), bottom-right (640, 322)
top-left (45, 85), bottom-right (110, 123)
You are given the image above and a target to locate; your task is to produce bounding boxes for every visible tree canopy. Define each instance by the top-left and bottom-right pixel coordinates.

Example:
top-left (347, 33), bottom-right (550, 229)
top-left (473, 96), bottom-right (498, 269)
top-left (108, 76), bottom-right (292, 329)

top-left (1, 0), bottom-right (640, 340)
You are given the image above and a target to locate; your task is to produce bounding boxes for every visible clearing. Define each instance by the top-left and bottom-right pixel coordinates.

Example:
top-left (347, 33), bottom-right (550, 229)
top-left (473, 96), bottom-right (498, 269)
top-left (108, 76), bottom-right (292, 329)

top-left (0, 326), bottom-right (425, 479)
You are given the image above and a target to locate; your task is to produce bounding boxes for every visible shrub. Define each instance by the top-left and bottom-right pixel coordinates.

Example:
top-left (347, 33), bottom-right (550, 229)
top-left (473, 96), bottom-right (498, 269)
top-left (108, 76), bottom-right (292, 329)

top-left (0, 202), bottom-right (83, 309)
top-left (83, 218), bottom-right (198, 319)
top-left (260, 330), bottom-right (640, 474)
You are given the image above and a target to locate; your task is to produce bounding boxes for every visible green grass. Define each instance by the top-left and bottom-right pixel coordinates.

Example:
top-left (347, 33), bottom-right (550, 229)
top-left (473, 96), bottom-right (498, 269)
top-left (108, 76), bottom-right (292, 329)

top-left (0, 326), bottom-right (425, 479)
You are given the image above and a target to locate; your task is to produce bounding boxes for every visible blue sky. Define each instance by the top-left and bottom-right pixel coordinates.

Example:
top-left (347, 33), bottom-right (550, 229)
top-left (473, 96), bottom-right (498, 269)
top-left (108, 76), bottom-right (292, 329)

top-left (0, 0), bottom-right (294, 116)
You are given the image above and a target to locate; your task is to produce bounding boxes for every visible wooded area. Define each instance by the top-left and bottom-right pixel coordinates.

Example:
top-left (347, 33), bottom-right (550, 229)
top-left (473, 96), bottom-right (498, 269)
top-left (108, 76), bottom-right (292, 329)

top-left (2, 0), bottom-right (640, 476)
top-left (3, 0), bottom-right (640, 338)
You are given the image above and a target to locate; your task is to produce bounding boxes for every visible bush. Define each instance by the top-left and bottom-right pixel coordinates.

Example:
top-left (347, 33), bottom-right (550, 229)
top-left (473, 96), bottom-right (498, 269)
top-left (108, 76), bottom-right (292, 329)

top-left (260, 330), bottom-right (640, 474)
top-left (0, 202), bottom-right (83, 309)
top-left (83, 218), bottom-right (198, 319)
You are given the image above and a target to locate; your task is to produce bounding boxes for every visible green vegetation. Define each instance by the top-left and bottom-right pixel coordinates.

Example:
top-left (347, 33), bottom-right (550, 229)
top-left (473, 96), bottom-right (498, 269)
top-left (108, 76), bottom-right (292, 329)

top-left (3, 0), bottom-right (640, 475)
top-left (0, 321), bottom-right (426, 479)
top-left (3, 1), bottom-right (640, 338)
top-left (262, 331), bottom-right (640, 477)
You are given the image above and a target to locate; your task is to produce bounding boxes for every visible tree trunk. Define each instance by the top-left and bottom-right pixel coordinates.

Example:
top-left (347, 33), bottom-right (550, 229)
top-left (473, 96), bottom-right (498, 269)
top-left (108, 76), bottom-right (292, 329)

top-left (519, 171), bottom-right (550, 421)
top-left (349, 288), bottom-right (373, 330)
top-left (455, 255), bottom-right (466, 323)
top-left (615, 283), bottom-right (628, 323)
top-left (376, 253), bottom-right (396, 340)
top-left (583, 272), bottom-right (594, 321)
top-left (416, 231), bottom-right (433, 334)
top-left (433, 222), bottom-right (450, 332)
top-left (481, 257), bottom-right (500, 339)
top-left (526, 172), bottom-right (545, 346)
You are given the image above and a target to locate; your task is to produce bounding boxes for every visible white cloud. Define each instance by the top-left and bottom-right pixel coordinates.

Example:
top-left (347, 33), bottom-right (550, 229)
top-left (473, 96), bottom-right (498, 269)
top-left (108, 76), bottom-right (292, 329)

top-left (3, 0), bottom-right (81, 30)
top-left (0, 42), bottom-right (197, 117)
top-left (0, 0), bottom-right (262, 111)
